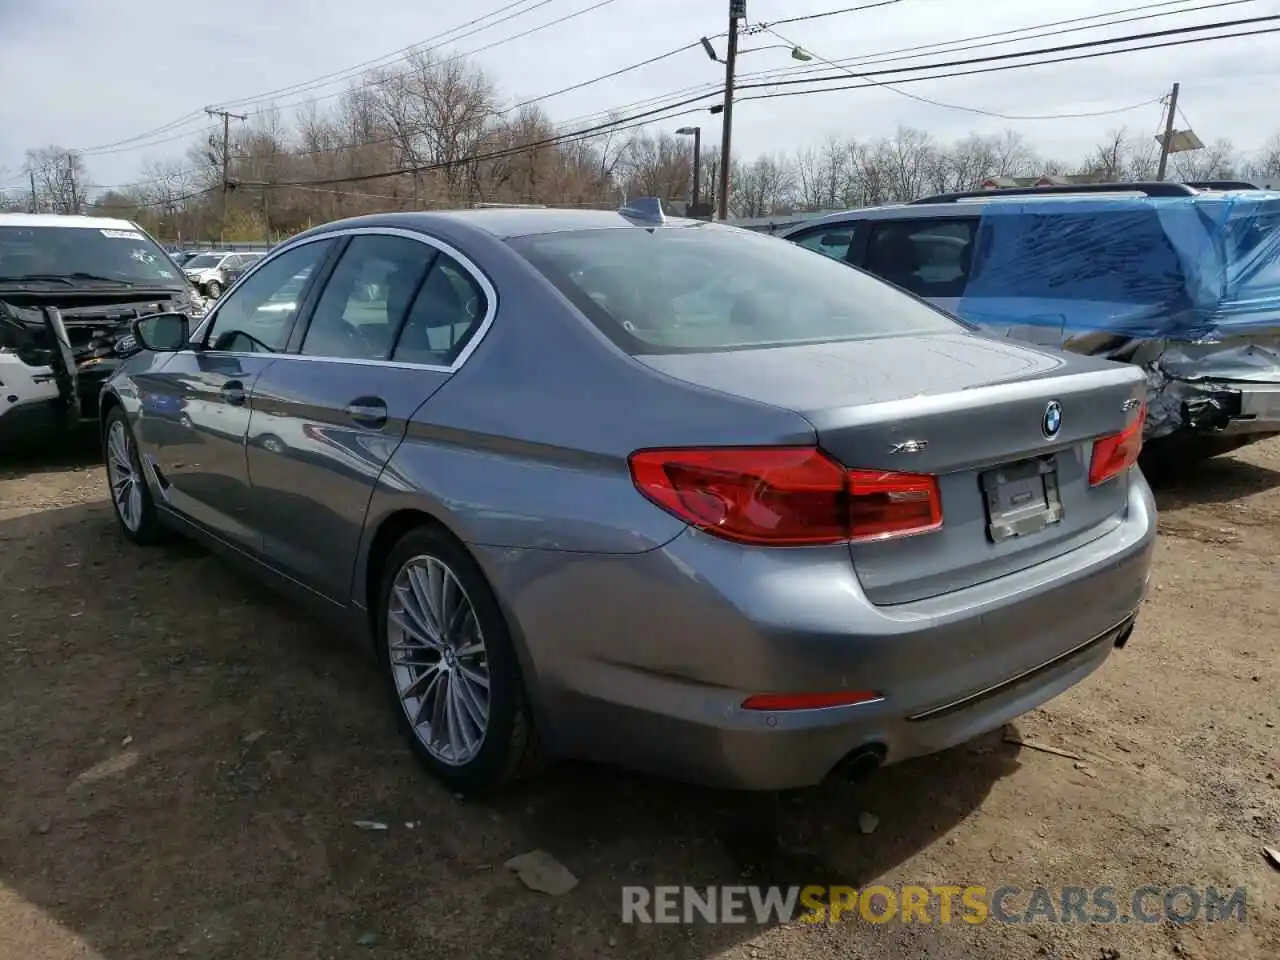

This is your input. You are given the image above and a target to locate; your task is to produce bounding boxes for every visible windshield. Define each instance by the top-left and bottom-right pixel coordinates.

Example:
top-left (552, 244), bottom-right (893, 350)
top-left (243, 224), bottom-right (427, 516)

top-left (509, 224), bottom-right (960, 354)
top-left (185, 254), bottom-right (225, 269)
top-left (0, 224), bottom-right (183, 287)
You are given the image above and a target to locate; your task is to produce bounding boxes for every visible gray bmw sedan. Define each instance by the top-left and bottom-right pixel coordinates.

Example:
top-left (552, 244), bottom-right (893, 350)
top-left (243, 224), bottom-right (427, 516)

top-left (101, 203), bottom-right (1156, 795)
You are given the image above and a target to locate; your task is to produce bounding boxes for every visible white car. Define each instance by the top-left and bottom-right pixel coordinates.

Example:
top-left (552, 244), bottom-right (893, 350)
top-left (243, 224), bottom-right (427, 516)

top-left (0, 213), bottom-right (201, 447)
top-left (182, 250), bottom-right (265, 298)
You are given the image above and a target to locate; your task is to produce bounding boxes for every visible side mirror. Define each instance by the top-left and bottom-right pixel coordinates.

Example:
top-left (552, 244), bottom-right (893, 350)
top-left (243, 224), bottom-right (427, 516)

top-left (131, 311), bottom-right (191, 353)
top-left (821, 232), bottom-right (853, 246)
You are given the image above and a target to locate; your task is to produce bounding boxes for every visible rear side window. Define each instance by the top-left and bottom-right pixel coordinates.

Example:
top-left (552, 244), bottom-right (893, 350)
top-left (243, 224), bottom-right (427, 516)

top-left (790, 225), bottom-right (857, 261)
top-left (391, 253), bottom-right (488, 367)
top-left (865, 219), bottom-right (978, 298)
top-left (965, 208), bottom-right (1185, 305)
top-left (509, 224), bottom-right (959, 355)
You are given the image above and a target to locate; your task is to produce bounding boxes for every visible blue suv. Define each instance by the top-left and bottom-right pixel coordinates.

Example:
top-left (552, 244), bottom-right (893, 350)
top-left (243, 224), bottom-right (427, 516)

top-left (781, 182), bottom-right (1280, 469)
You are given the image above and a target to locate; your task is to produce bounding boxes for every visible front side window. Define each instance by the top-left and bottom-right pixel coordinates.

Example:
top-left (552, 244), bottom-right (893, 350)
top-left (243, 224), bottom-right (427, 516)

top-left (203, 240), bottom-right (333, 353)
top-left (0, 224), bottom-right (185, 288)
top-left (509, 224), bottom-right (959, 355)
top-left (301, 235), bottom-right (436, 361)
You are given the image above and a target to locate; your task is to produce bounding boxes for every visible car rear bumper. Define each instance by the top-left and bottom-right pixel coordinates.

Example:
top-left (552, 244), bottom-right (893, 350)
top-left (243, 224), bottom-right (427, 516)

top-left (1172, 377), bottom-right (1280, 436)
top-left (474, 469), bottom-right (1157, 791)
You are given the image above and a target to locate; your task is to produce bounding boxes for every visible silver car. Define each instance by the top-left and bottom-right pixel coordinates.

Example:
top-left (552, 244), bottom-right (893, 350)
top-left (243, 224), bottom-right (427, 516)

top-left (101, 204), bottom-right (1157, 795)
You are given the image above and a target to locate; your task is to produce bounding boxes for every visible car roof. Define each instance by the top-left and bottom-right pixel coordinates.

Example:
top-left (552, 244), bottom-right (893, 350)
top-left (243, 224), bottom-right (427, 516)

top-left (0, 213), bottom-right (141, 231)
top-left (783, 187), bottom-right (1280, 232)
top-left (292, 207), bottom-right (700, 242)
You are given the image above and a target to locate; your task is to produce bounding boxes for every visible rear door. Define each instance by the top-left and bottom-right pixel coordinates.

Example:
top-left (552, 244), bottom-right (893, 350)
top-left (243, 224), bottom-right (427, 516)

top-left (245, 229), bottom-right (493, 601)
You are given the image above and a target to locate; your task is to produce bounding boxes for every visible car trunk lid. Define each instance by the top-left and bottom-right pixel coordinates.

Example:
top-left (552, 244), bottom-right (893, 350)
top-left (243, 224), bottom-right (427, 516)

top-left (637, 332), bottom-right (1146, 604)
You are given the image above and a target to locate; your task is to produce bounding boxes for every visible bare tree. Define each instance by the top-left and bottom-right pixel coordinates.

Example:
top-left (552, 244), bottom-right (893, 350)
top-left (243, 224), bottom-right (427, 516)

top-left (731, 154), bottom-right (796, 217)
top-left (1171, 137), bottom-right (1240, 181)
top-left (24, 146), bottom-right (88, 214)
top-left (1243, 133), bottom-right (1280, 182)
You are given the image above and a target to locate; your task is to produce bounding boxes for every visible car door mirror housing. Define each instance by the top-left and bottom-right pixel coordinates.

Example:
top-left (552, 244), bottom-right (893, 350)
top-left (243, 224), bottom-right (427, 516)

top-left (131, 312), bottom-right (191, 353)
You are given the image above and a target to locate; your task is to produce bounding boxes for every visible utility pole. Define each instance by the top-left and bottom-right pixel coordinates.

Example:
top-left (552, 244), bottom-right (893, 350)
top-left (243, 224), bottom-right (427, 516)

top-left (29, 169), bottom-right (37, 213)
top-left (716, 0), bottom-right (744, 221)
top-left (206, 107), bottom-right (246, 242)
top-left (1156, 82), bottom-right (1180, 181)
top-left (676, 126), bottom-right (701, 215)
top-left (690, 126), bottom-right (701, 215)
top-left (66, 153), bottom-right (79, 214)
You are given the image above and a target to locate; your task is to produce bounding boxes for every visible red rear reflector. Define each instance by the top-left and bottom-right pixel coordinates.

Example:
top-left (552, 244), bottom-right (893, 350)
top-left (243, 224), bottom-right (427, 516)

top-left (742, 691), bottom-right (882, 711)
top-left (1089, 403), bottom-right (1146, 486)
top-left (628, 446), bottom-right (942, 546)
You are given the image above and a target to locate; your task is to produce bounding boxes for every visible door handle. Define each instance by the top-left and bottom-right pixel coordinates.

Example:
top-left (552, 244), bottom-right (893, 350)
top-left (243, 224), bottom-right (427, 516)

top-left (221, 379), bottom-right (246, 406)
top-left (345, 396), bottom-right (388, 429)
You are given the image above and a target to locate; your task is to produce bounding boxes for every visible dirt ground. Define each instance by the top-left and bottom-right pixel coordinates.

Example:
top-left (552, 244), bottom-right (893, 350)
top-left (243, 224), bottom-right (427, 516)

top-left (1, 436), bottom-right (1277, 960)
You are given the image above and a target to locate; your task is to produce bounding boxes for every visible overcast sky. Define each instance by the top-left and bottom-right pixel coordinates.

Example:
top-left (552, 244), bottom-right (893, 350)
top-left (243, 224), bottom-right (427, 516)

top-left (1, 0), bottom-right (1278, 194)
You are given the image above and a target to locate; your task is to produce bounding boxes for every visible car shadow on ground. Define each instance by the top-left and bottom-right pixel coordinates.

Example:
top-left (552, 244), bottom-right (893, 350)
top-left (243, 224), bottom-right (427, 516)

top-left (0, 497), bottom-right (1023, 960)
top-left (1145, 448), bottom-right (1280, 509)
top-left (0, 431), bottom-right (101, 480)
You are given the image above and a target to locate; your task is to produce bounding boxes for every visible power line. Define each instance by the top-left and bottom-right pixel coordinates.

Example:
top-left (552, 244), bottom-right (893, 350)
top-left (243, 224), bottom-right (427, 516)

top-left (735, 0), bottom-right (1261, 85)
top-left (99, 7), bottom-right (1275, 197)
top-left (755, 0), bottom-right (907, 29)
top-left (243, 0), bottom-right (624, 118)
top-left (500, 40), bottom-right (706, 116)
top-left (78, 0), bottom-right (1237, 161)
top-left (265, 15), bottom-right (1258, 194)
top-left (269, 95), bottom-right (713, 188)
top-left (217, 0), bottom-right (556, 109)
top-left (547, 0), bottom-right (1251, 133)
top-left (734, 13), bottom-right (1280, 94)
top-left (762, 26), bottom-right (1159, 121)
top-left (735, 25), bottom-right (1280, 105)
top-left (73, 0), bottom-right (562, 154)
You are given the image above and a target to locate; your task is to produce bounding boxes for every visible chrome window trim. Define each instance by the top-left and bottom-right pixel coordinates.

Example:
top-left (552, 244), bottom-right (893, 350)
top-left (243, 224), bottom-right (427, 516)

top-left (186, 226), bottom-right (499, 375)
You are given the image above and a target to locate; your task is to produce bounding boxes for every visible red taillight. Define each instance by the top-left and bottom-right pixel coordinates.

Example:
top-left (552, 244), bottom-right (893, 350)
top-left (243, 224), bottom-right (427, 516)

top-left (1089, 403), bottom-right (1147, 486)
top-left (742, 690), bottom-right (882, 711)
top-left (627, 446), bottom-right (942, 546)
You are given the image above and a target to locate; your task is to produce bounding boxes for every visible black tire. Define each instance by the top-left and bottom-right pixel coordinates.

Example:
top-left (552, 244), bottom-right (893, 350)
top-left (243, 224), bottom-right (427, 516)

top-left (375, 524), bottom-right (542, 796)
top-left (205, 279), bottom-right (222, 298)
top-left (102, 407), bottom-right (169, 545)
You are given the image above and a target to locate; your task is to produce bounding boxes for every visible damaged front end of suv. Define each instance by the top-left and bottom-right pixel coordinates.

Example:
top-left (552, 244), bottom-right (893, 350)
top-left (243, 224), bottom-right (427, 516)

top-left (0, 216), bottom-right (202, 447)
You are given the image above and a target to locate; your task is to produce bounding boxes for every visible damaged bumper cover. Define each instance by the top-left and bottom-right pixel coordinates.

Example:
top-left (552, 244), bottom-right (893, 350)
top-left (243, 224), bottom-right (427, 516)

top-left (1, 291), bottom-right (194, 443)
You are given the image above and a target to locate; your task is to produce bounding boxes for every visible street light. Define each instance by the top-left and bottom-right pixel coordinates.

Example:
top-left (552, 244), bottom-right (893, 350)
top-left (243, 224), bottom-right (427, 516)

top-left (675, 126), bottom-right (702, 216)
top-left (699, 39), bottom-right (812, 63)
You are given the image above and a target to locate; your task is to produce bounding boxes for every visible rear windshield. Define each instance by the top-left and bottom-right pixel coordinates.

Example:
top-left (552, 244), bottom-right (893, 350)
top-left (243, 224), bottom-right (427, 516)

top-left (185, 253), bottom-right (225, 269)
top-left (0, 224), bottom-right (183, 288)
top-left (509, 223), bottom-right (961, 354)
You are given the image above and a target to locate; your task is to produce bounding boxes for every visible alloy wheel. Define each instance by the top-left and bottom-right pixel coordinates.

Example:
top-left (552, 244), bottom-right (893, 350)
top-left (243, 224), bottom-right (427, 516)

top-left (106, 420), bottom-right (143, 533)
top-left (387, 554), bottom-right (491, 766)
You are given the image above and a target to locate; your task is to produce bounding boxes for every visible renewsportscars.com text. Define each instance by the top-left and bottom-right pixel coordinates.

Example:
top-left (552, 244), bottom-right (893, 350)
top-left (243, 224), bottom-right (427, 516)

top-left (621, 885), bottom-right (1248, 926)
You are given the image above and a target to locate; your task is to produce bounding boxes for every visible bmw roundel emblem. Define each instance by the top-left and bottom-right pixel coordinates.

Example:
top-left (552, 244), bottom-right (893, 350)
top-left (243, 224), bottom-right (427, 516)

top-left (1042, 400), bottom-right (1063, 439)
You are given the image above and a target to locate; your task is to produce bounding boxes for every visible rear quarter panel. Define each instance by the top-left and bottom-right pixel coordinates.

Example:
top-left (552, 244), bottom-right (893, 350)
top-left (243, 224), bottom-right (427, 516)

top-left (353, 227), bottom-right (817, 600)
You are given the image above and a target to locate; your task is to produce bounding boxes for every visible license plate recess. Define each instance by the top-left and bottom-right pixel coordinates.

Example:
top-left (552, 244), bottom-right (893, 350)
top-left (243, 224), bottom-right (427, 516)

top-left (980, 456), bottom-right (1063, 543)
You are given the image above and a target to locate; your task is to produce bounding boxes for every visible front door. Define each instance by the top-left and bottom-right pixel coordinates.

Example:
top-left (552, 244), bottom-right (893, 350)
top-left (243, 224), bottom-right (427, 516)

top-left (246, 231), bottom-right (492, 600)
top-left (133, 238), bottom-right (337, 551)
